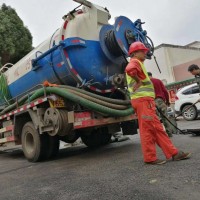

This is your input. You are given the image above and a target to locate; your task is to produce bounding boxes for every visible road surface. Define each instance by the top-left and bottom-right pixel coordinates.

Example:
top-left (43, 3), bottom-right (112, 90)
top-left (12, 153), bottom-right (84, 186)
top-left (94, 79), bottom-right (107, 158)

top-left (0, 118), bottom-right (199, 200)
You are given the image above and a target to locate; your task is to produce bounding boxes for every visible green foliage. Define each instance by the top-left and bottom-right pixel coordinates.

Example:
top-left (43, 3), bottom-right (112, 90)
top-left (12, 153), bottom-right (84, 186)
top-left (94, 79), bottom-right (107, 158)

top-left (0, 3), bottom-right (33, 66)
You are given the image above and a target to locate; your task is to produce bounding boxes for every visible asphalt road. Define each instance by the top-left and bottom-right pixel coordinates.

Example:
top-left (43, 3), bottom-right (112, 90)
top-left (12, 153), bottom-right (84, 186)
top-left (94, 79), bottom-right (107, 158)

top-left (0, 119), bottom-right (200, 200)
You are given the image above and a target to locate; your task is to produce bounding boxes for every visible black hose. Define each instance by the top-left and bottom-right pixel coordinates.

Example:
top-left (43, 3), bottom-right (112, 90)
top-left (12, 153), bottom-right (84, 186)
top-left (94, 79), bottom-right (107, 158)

top-left (104, 30), bottom-right (123, 57)
top-left (156, 106), bottom-right (187, 135)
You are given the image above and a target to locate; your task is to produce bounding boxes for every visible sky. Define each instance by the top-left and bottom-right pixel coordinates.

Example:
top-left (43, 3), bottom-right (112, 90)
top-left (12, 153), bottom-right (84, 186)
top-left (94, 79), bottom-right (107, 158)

top-left (1, 0), bottom-right (200, 47)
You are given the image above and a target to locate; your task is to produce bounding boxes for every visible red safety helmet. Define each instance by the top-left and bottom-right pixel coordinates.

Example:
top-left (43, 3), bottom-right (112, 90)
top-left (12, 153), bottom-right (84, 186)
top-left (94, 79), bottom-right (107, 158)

top-left (128, 41), bottom-right (149, 56)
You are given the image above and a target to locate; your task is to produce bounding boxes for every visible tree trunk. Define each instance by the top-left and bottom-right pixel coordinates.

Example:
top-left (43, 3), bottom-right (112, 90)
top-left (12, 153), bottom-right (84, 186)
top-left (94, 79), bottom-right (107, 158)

top-left (1, 52), bottom-right (11, 66)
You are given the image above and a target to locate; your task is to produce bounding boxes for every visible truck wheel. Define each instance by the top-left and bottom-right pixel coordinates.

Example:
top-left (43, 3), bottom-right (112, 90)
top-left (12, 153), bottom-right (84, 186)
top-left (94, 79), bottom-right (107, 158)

top-left (22, 122), bottom-right (48, 162)
top-left (80, 127), bottom-right (111, 148)
top-left (47, 135), bottom-right (60, 159)
top-left (60, 131), bottom-right (79, 143)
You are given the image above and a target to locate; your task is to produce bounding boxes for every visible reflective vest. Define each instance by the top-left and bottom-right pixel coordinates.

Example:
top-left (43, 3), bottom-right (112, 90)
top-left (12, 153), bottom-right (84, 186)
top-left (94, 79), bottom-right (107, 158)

top-left (126, 59), bottom-right (155, 99)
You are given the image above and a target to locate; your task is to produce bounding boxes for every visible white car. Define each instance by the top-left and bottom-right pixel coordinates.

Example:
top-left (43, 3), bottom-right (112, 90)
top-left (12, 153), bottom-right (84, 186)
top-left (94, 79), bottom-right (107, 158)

top-left (174, 83), bottom-right (200, 121)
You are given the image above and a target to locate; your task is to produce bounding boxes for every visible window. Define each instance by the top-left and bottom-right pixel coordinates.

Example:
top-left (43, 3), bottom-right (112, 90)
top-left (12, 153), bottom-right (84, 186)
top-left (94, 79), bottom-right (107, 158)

top-left (192, 86), bottom-right (200, 94)
top-left (182, 88), bottom-right (192, 95)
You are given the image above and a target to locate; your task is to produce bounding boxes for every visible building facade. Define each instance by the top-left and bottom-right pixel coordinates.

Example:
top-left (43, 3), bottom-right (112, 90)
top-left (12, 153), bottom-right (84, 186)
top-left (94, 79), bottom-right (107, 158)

top-left (145, 41), bottom-right (200, 84)
top-left (145, 41), bottom-right (200, 102)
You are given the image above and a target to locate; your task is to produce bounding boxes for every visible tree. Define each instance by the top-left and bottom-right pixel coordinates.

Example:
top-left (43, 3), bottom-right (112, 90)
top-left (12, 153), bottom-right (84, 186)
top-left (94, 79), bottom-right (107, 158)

top-left (0, 4), bottom-right (33, 66)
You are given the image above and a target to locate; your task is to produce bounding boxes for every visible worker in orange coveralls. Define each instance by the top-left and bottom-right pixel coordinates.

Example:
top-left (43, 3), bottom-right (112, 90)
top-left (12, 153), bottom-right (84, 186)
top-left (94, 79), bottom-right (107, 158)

top-left (125, 41), bottom-right (191, 165)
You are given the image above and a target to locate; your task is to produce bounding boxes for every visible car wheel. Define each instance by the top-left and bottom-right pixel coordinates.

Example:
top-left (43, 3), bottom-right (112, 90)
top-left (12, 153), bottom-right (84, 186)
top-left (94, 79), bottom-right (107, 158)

top-left (182, 105), bottom-right (198, 121)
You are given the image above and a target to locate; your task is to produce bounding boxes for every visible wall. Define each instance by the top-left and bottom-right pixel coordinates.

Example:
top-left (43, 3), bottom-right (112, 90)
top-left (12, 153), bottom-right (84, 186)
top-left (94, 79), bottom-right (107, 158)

top-left (145, 43), bottom-right (200, 84)
top-left (145, 47), bottom-right (173, 83)
top-left (173, 57), bottom-right (200, 81)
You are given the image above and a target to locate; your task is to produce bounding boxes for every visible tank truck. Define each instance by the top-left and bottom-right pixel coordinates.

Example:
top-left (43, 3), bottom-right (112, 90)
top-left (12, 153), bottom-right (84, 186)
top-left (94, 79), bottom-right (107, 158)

top-left (0, 0), bottom-right (154, 162)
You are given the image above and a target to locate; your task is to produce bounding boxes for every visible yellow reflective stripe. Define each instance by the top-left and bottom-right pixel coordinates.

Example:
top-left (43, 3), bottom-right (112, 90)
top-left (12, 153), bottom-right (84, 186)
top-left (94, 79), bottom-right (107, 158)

top-left (131, 94), bottom-right (155, 99)
top-left (136, 87), bottom-right (154, 92)
top-left (142, 81), bottom-right (152, 85)
top-left (126, 59), bottom-right (155, 99)
top-left (128, 81), bottom-right (152, 88)
top-left (130, 91), bottom-right (155, 95)
top-left (130, 88), bottom-right (154, 95)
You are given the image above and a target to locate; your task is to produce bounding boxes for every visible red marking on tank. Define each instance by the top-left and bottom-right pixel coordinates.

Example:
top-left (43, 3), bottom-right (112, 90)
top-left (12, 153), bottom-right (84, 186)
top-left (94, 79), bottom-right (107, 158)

top-left (57, 63), bottom-right (62, 67)
top-left (71, 68), bottom-right (78, 75)
top-left (62, 35), bottom-right (65, 40)
top-left (64, 50), bottom-right (69, 58)
top-left (118, 39), bottom-right (123, 45)
top-left (87, 86), bottom-right (115, 94)
top-left (118, 20), bottom-right (123, 26)
top-left (71, 39), bottom-right (80, 43)
top-left (77, 10), bottom-right (83, 14)
top-left (63, 21), bottom-right (68, 29)
top-left (89, 86), bottom-right (96, 91)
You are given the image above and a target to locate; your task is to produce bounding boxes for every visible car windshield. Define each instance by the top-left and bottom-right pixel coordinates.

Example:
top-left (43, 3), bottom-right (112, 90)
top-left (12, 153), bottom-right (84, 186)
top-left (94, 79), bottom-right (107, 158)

top-left (182, 88), bottom-right (192, 95)
top-left (192, 85), bottom-right (200, 94)
top-left (182, 85), bottom-right (200, 95)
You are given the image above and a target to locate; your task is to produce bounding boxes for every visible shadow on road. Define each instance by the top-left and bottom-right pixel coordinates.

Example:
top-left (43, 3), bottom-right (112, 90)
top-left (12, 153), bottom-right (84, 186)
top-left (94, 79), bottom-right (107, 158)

top-left (0, 139), bottom-right (137, 162)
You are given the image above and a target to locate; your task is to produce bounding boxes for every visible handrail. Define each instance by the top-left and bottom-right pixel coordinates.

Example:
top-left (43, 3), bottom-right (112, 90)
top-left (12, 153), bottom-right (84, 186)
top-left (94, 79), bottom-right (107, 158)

top-left (0, 63), bottom-right (14, 73)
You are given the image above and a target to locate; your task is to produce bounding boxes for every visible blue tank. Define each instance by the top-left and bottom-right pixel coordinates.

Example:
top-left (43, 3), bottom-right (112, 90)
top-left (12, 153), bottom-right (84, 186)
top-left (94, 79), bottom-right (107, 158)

top-left (4, 1), bottom-right (153, 101)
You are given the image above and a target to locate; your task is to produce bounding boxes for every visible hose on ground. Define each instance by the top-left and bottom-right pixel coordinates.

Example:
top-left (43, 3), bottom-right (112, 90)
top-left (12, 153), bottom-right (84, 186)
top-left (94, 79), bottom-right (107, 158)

top-left (156, 106), bottom-right (187, 135)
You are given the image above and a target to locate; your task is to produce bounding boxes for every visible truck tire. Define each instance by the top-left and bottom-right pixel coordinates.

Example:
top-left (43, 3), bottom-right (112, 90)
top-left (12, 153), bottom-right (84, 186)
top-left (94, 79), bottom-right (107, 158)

top-left (47, 135), bottom-right (60, 159)
top-left (80, 127), bottom-right (111, 148)
top-left (22, 122), bottom-right (49, 162)
top-left (60, 131), bottom-right (79, 143)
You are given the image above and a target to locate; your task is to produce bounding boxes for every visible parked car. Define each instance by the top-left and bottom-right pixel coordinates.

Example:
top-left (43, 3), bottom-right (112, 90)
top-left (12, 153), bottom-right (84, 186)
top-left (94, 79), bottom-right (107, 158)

top-left (174, 83), bottom-right (200, 121)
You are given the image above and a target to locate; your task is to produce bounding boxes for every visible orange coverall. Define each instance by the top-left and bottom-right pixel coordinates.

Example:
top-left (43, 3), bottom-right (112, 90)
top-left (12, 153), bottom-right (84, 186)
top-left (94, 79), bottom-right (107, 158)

top-left (126, 59), bottom-right (178, 162)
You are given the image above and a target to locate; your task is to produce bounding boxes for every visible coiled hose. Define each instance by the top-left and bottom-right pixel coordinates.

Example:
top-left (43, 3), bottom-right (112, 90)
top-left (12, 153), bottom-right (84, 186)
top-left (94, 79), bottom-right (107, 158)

top-left (104, 30), bottom-right (122, 57)
top-left (58, 85), bottom-right (131, 105)
top-left (63, 88), bottom-right (128, 110)
top-left (0, 86), bottom-right (134, 117)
